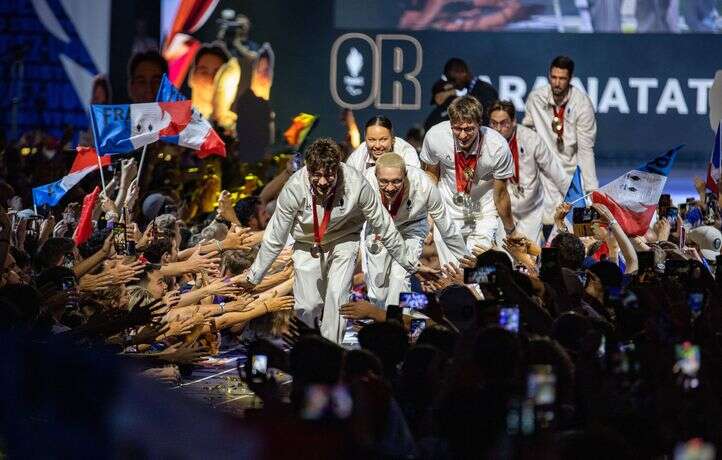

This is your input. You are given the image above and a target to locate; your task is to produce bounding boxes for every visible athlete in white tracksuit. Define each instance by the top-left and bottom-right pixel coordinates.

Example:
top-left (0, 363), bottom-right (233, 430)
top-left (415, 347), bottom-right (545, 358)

top-left (346, 136), bottom-right (420, 172)
top-left (488, 101), bottom-right (570, 245)
top-left (363, 157), bottom-right (468, 307)
top-left (247, 141), bottom-right (419, 343)
top-left (420, 97), bottom-right (517, 267)
top-left (522, 58), bottom-right (598, 224)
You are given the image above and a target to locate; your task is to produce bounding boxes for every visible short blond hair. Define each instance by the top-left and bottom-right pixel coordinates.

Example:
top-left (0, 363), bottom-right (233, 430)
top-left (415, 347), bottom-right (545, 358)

top-left (448, 95), bottom-right (483, 125)
top-left (375, 152), bottom-right (406, 175)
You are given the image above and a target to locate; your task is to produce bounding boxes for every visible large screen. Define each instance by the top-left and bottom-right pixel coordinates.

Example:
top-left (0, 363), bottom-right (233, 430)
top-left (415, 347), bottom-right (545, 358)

top-left (335, 0), bottom-right (722, 33)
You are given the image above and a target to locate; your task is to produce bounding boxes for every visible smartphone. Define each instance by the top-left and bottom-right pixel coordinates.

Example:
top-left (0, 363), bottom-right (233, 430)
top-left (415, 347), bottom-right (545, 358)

top-left (658, 193), bottom-right (672, 218)
top-left (540, 247), bottom-right (560, 282)
top-left (577, 271), bottom-right (588, 287)
top-left (409, 318), bottom-right (427, 343)
top-left (463, 264), bottom-right (497, 285)
top-left (689, 292), bottom-right (704, 319)
top-left (399, 292), bottom-right (428, 310)
top-left (637, 251), bottom-right (655, 273)
top-left (250, 354), bottom-right (268, 383)
top-left (674, 342), bottom-right (700, 378)
top-left (386, 304), bottom-right (403, 322)
top-left (61, 277), bottom-right (76, 291)
top-left (679, 203), bottom-right (688, 218)
top-left (667, 207), bottom-right (679, 232)
top-left (527, 365), bottom-right (556, 406)
top-left (572, 207), bottom-right (600, 237)
top-left (499, 306), bottom-right (520, 333)
top-left (112, 223), bottom-right (126, 255)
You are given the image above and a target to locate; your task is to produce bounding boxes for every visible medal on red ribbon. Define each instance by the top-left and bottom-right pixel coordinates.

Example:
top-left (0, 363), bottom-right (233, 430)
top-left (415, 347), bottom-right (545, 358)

top-left (310, 188), bottom-right (336, 258)
top-left (452, 131), bottom-right (481, 207)
top-left (368, 183), bottom-right (406, 255)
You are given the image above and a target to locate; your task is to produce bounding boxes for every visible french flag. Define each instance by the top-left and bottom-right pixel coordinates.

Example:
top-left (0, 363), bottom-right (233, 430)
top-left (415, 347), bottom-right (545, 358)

top-left (90, 100), bottom-right (225, 158)
top-left (706, 120), bottom-right (721, 195)
top-left (591, 145), bottom-right (683, 237)
top-left (32, 147), bottom-right (110, 207)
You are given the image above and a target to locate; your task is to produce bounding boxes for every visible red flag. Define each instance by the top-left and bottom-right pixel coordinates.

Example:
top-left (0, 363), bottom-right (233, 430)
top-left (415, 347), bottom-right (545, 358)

top-left (73, 186), bottom-right (101, 246)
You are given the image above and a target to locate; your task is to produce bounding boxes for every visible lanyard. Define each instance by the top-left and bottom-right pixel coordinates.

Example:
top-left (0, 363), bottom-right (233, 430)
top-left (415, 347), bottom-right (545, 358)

top-left (509, 132), bottom-right (520, 184)
top-left (311, 188), bottom-right (336, 246)
top-left (453, 131), bottom-right (482, 193)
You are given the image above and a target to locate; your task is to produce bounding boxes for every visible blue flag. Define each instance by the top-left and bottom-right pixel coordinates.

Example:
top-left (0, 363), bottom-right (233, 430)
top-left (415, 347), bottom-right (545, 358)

top-left (155, 74), bottom-right (186, 102)
top-left (564, 166), bottom-right (586, 208)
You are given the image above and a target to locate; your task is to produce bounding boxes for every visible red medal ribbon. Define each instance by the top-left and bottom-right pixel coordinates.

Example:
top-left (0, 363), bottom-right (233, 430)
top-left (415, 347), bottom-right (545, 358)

top-left (553, 104), bottom-right (566, 138)
top-left (509, 133), bottom-right (520, 184)
top-left (381, 183), bottom-right (406, 219)
top-left (454, 150), bottom-right (480, 193)
top-left (311, 188), bottom-right (336, 247)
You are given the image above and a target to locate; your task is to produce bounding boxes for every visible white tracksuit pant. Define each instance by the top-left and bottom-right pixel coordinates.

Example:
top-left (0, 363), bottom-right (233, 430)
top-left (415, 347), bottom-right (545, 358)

top-left (291, 239), bottom-right (359, 343)
top-left (365, 224), bottom-right (426, 308)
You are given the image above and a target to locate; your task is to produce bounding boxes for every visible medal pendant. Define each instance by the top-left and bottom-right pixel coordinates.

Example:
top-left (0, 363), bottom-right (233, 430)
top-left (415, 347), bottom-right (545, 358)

top-left (367, 240), bottom-right (381, 255)
top-left (517, 184), bottom-right (524, 197)
top-left (464, 167), bottom-right (474, 181)
top-left (310, 243), bottom-right (322, 258)
top-left (453, 192), bottom-right (467, 207)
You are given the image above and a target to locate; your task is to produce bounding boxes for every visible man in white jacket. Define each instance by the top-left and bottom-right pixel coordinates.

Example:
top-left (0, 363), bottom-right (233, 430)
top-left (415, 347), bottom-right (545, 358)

top-left (364, 153), bottom-right (469, 307)
top-left (244, 138), bottom-right (430, 343)
top-left (523, 55), bottom-right (598, 225)
top-left (420, 95), bottom-right (518, 266)
top-left (488, 100), bottom-right (569, 245)
top-left (346, 115), bottom-right (420, 172)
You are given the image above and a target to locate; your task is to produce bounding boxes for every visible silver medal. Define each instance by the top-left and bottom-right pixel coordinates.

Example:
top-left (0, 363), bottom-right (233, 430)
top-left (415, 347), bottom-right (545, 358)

top-left (310, 243), bottom-right (322, 258)
top-left (453, 192), bottom-right (467, 207)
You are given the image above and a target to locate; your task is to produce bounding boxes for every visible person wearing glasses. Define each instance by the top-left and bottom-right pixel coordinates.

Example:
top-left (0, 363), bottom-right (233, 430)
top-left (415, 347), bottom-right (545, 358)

top-left (488, 100), bottom-right (568, 245)
top-left (522, 56), bottom-right (598, 230)
top-left (363, 153), bottom-right (468, 307)
top-left (243, 138), bottom-right (436, 343)
top-left (420, 95), bottom-right (518, 266)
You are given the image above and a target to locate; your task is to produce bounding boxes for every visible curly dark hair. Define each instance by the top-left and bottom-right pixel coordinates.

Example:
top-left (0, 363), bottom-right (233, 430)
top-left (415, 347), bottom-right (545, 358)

top-left (304, 138), bottom-right (342, 173)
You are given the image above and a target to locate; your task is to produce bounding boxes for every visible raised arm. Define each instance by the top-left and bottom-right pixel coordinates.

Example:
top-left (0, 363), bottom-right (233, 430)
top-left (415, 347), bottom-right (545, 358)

top-left (247, 181), bottom-right (301, 284)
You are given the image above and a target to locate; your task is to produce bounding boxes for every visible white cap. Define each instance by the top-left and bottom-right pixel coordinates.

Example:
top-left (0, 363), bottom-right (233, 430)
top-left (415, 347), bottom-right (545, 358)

top-left (686, 225), bottom-right (722, 261)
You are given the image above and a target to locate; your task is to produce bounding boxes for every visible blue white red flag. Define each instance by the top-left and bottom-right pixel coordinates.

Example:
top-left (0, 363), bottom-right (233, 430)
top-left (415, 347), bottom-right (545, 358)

top-left (32, 147), bottom-right (110, 207)
top-left (155, 73), bottom-right (186, 102)
top-left (591, 145), bottom-right (683, 237)
top-left (90, 100), bottom-right (225, 158)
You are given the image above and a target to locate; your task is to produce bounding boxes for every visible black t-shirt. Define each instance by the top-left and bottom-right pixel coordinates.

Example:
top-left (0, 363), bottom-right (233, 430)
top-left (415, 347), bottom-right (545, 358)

top-left (425, 77), bottom-right (499, 130)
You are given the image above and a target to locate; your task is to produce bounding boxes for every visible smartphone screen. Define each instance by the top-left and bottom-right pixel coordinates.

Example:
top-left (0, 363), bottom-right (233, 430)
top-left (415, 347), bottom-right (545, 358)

top-left (667, 207), bottom-right (679, 232)
top-left (689, 293), bottom-right (704, 319)
top-left (112, 223), bottom-right (126, 255)
top-left (527, 365), bottom-right (556, 406)
top-left (463, 264), bottom-right (496, 285)
top-left (675, 342), bottom-right (700, 378)
top-left (399, 292), bottom-right (428, 310)
top-left (499, 306), bottom-right (520, 333)
top-left (572, 207), bottom-right (599, 237)
top-left (251, 354), bottom-right (268, 382)
top-left (409, 318), bottom-right (426, 343)
top-left (386, 304), bottom-right (403, 322)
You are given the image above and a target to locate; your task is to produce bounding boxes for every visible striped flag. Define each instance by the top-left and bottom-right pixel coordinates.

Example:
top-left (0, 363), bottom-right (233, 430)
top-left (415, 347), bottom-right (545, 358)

top-left (32, 147), bottom-right (110, 207)
top-left (591, 145), bottom-right (683, 237)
